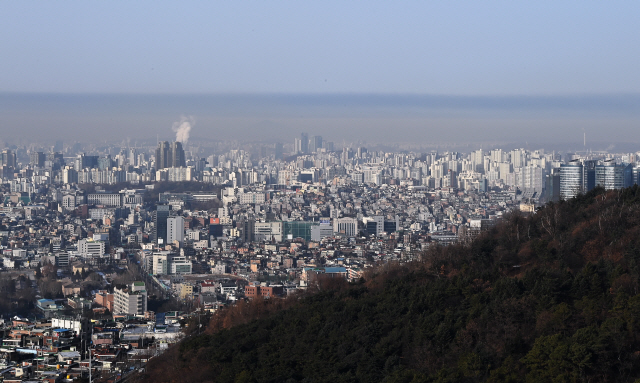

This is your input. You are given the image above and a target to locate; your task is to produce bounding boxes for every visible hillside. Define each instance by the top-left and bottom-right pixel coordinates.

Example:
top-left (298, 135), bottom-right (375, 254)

top-left (140, 186), bottom-right (640, 383)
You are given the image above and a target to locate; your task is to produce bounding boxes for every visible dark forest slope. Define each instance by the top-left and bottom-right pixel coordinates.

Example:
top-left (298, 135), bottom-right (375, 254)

top-left (141, 186), bottom-right (640, 383)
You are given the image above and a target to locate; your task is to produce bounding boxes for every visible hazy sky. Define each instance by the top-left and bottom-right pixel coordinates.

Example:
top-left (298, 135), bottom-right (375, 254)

top-left (1, 2), bottom-right (639, 147)
top-left (1, 1), bottom-right (639, 95)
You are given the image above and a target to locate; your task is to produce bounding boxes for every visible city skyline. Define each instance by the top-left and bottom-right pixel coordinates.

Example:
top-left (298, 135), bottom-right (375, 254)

top-left (1, 92), bottom-right (639, 150)
top-left (2, 3), bottom-right (640, 380)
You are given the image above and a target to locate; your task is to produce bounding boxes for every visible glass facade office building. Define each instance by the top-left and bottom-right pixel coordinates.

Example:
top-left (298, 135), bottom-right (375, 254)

top-left (283, 221), bottom-right (314, 241)
top-left (559, 159), bottom-right (635, 200)
top-left (595, 162), bottom-right (633, 190)
top-left (559, 161), bottom-right (583, 200)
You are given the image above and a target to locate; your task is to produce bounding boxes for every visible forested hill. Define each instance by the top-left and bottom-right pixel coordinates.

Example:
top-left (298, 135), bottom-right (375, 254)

top-left (141, 186), bottom-right (640, 383)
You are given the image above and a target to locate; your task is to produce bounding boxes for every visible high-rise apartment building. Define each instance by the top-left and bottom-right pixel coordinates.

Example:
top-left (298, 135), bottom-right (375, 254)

top-left (470, 149), bottom-right (484, 173)
top-left (490, 149), bottom-right (504, 163)
top-left (522, 166), bottom-right (544, 193)
top-left (128, 148), bottom-right (138, 166)
top-left (62, 167), bottom-right (78, 184)
top-left (510, 149), bottom-right (525, 168)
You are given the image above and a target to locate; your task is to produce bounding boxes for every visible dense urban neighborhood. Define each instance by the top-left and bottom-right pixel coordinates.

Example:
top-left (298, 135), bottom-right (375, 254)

top-left (0, 136), bottom-right (638, 382)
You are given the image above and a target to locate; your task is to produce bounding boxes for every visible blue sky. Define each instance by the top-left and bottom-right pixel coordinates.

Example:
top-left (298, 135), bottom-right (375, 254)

top-left (1, 1), bottom-right (639, 95)
top-left (1, 2), bottom-right (639, 147)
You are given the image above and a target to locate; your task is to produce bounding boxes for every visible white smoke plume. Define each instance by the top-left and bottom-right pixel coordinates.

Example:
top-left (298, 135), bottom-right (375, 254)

top-left (172, 115), bottom-right (195, 144)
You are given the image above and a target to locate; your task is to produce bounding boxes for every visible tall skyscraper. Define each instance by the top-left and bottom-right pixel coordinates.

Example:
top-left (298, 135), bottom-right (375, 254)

top-left (471, 149), bottom-right (484, 173)
top-left (582, 160), bottom-right (598, 193)
top-left (48, 152), bottom-right (65, 170)
top-left (545, 168), bottom-right (561, 202)
top-left (97, 155), bottom-right (113, 171)
top-left (170, 141), bottom-right (186, 168)
top-left (595, 161), bottom-right (633, 190)
top-left (559, 160), bottom-right (583, 200)
top-left (128, 148), bottom-right (138, 167)
top-left (74, 154), bottom-right (98, 171)
top-left (522, 166), bottom-right (544, 193)
top-left (153, 205), bottom-right (171, 245)
top-left (274, 142), bottom-right (283, 160)
top-left (1, 150), bottom-right (16, 168)
top-left (156, 141), bottom-right (185, 169)
top-left (300, 133), bottom-right (309, 154)
top-left (490, 149), bottom-right (504, 163)
top-left (156, 141), bottom-right (170, 170)
top-left (30, 151), bottom-right (45, 167)
top-left (448, 169), bottom-right (458, 189)
top-left (310, 136), bottom-right (323, 152)
top-left (510, 148), bottom-right (525, 168)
